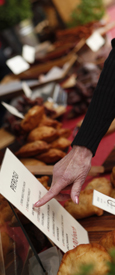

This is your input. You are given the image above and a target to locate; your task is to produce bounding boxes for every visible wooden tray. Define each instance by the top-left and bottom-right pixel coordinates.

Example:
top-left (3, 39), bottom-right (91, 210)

top-left (79, 211), bottom-right (115, 243)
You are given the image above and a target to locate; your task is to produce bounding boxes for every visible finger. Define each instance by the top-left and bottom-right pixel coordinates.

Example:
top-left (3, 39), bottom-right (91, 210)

top-left (54, 193), bottom-right (70, 201)
top-left (60, 183), bottom-right (72, 192)
top-left (33, 181), bottom-right (66, 207)
top-left (70, 178), bottom-right (84, 204)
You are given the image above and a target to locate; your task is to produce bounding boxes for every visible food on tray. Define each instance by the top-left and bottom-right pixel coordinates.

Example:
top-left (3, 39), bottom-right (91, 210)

top-left (15, 140), bottom-right (50, 157)
top-left (20, 158), bottom-right (46, 166)
top-left (21, 105), bottom-right (44, 132)
top-left (1, 231), bottom-right (14, 262)
top-left (38, 114), bottom-right (62, 129)
top-left (99, 230), bottom-right (115, 252)
top-left (37, 176), bottom-right (50, 190)
top-left (50, 137), bottom-right (71, 151)
top-left (110, 166), bottom-right (115, 188)
top-left (27, 126), bottom-right (59, 143)
top-left (36, 148), bottom-right (66, 164)
top-left (57, 128), bottom-right (71, 138)
top-left (57, 243), bottom-right (111, 275)
top-left (85, 177), bottom-right (112, 194)
top-left (110, 188), bottom-right (115, 198)
top-left (64, 189), bottom-right (103, 219)
top-left (64, 177), bottom-right (112, 219)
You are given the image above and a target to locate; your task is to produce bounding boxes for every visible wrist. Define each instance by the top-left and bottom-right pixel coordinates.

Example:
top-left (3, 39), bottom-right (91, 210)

top-left (72, 145), bottom-right (93, 160)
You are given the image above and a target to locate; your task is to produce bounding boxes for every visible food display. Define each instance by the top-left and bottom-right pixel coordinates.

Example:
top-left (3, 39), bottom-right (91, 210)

top-left (58, 243), bottom-right (111, 275)
top-left (64, 177), bottom-right (112, 219)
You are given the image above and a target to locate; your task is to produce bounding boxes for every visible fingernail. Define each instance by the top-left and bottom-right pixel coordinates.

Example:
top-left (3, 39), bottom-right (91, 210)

top-left (75, 196), bottom-right (79, 204)
top-left (33, 201), bottom-right (40, 207)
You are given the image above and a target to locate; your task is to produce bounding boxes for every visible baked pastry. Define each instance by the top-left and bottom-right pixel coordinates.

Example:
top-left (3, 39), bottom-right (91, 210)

top-left (58, 243), bottom-right (111, 275)
top-left (27, 126), bottom-right (59, 143)
top-left (99, 230), bottom-right (115, 252)
top-left (15, 140), bottom-right (50, 157)
top-left (64, 177), bottom-right (112, 220)
top-left (64, 189), bottom-right (103, 219)
top-left (36, 148), bottom-right (66, 164)
top-left (37, 176), bottom-right (50, 190)
top-left (38, 114), bottom-right (62, 129)
top-left (20, 158), bottom-right (46, 166)
top-left (110, 167), bottom-right (115, 188)
top-left (50, 137), bottom-right (71, 151)
top-left (20, 105), bottom-right (44, 132)
top-left (57, 128), bottom-right (71, 138)
top-left (85, 177), bottom-right (112, 195)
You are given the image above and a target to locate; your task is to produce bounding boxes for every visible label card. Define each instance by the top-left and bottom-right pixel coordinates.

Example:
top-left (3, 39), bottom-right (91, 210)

top-left (86, 31), bottom-right (105, 52)
top-left (6, 55), bottom-right (30, 75)
top-left (22, 45), bottom-right (35, 64)
top-left (0, 149), bottom-right (89, 253)
top-left (93, 190), bottom-right (115, 215)
top-left (22, 82), bottom-right (32, 98)
top-left (2, 102), bottom-right (24, 119)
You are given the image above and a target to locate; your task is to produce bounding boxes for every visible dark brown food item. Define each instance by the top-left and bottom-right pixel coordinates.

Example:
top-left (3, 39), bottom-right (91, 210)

top-left (36, 148), bottom-right (66, 164)
top-left (21, 105), bottom-right (44, 132)
top-left (27, 126), bottom-right (59, 143)
top-left (15, 140), bottom-right (50, 157)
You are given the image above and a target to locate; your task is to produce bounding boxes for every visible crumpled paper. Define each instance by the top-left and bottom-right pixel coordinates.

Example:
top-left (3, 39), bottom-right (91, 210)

top-left (29, 246), bottom-right (63, 275)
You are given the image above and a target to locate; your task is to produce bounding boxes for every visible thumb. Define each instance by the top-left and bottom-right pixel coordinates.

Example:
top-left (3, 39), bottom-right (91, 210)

top-left (70, 179), bottom-right (84, 204)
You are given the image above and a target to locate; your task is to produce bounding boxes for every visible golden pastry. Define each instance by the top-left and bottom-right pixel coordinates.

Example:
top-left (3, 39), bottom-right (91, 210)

top-left (27, 126), bottom-right (59, 143)
top-left (58, 243), bottom-right (111, 275)
top-left (21, 105), bottom-right (44, 132)
top-left (64, 177), bottom-right (112, 220)
top-left (50, 137), bottom-right (71, 151)
top-left (36, 148), bottom-right (66, 164)
top-left (15, 140), bottom-right (50, 157)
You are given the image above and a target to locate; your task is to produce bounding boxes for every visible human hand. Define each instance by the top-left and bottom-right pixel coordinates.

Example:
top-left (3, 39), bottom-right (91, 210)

top-left (33, 145), bottom-right (92, 207)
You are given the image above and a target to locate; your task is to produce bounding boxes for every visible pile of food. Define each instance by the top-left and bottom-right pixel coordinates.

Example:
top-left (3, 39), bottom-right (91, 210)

top-left (15, 104), bottom-right (71, 165)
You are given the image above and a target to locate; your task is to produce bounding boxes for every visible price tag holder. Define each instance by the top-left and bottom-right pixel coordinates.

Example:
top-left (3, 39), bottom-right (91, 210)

top-left (22, 45), bottom-right (35, 64)
top-left (86, 31), bottom-right (105, 52)
top-left (0, 149), bottom-right (89, 253)
top-left (2, 102), bottom-right (24, 119)
top-left (93, 190), bottom-right (115, 215)
top-left (6, 55), bottom-right (30, 75)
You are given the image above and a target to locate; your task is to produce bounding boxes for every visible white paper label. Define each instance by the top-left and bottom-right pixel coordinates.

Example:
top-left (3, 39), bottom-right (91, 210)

top-left (6, 55), bottom-right (30, 75)
top-left (1, 102), bottom-right (24, 119)
top-left (22, 45), bottom-right (35, 64)
top-left (93, 190), bottom-right (115, 215)
top-left (22, 82), bottom-right (32, 98)
top-left (0, 149), bottom-right (89, 253)
top-left (86, 31), bottom-right (105, 52)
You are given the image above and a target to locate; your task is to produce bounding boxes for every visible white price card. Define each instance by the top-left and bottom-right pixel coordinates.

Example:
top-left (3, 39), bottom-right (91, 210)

top-left (22, 82), bottom-right (32, 98)
top-left (22, 45), bottom-right (35, 64)
top-left (6, 55), bottom-right (30, 75)
top-left (0, 149), bottom-right (89, 253)
top-left (2, 102), bottom-right (24, 119)
top-left (86, 31), bottom-right (105, 52)
top-left (93, 190), bottom-right (115, 215)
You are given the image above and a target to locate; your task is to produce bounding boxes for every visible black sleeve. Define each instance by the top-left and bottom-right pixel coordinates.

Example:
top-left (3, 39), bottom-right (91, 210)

top-left (71, 39), bottom-right (115, 156)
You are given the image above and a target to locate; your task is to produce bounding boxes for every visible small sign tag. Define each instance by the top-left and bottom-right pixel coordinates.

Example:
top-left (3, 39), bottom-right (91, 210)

top-left (22, 82), bottom-right (32, 98)
top-left (22, 45), bottom-right (35, 64)
top-left (86, 31), bottom-right (105, 52)
top-left (93, 190), bottom-right (115, 215)
top-left (2, 102), bottom-right (24, 119)
top-left (0, 149), bottom-right (89, 253)
top-left (6, 55), bottom-right (30, 75)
